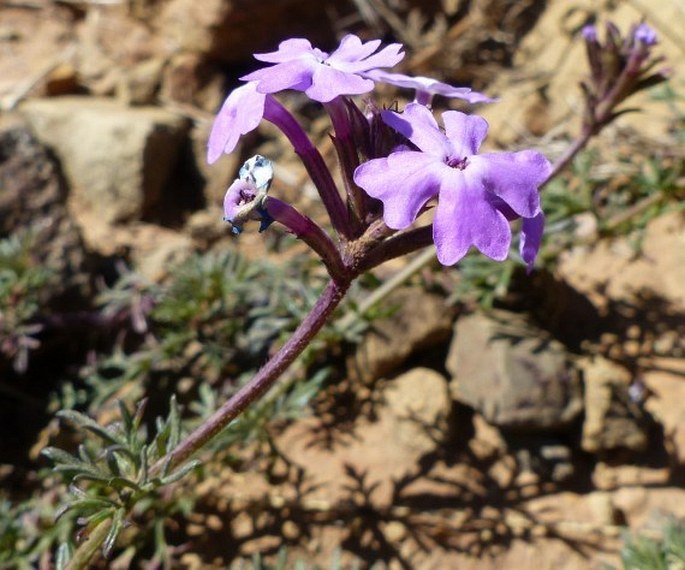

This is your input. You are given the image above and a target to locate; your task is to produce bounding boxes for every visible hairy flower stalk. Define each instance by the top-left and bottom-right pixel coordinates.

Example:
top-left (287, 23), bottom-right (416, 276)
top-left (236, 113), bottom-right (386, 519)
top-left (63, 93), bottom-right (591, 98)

top-left (158, 278), bottom-right (350, 472)
top-left (263, 96), bottom-right (352, 237)
top-left (550, 21), bottom-right (668, 182)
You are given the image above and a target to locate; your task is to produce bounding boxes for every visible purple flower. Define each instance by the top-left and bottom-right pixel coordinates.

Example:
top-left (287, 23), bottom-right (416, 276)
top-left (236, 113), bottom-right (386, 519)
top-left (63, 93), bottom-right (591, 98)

top-left (241, 34), bottom-right (404, 103)
top-left (207, 82), bottom-right (265, 164)
top-left (633, 23), bottom-right (657, 46)
top-left (581, 24), bottom-right (598, 42)
top-left (363, 69), bottom-right (495, 106)
top-left (222, 155), bottom-right (274, 234)
top-left (353, 103), bottom-right (551, 267)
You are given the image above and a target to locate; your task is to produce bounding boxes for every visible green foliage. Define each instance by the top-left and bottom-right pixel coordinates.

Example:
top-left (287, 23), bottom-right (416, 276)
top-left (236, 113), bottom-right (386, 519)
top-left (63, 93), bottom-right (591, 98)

top-left (91, 251), bottom-right (330, 397)
top-left (36, 248), bottom-right (370, 566)
top-left (650, 81), bottom-right (685, 144)
top-left (620, 520), bottom-right (685, 570)
top-left (41, 398), bottom-right (200, 565)
top-left (0, 228), bottom-right (55, 372)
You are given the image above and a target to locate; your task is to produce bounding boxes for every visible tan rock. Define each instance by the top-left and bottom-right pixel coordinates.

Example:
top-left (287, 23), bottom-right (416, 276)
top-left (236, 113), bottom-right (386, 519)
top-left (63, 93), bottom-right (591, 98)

top-left (580, 356), bottom-right (649, 454)
top-left (72, 214), bottom-right (193, 281)
top-left (157, 0), bottom-right (338, 64)
top-left (276, 368), bottom-right (451, 504)
top-left (22, 96), bottom-right (188, 224)
top-left (382, 367), bottom-right (451, 454)
top-left (348, 288), bottom-right (455, 383)
top-left (447, 310), bottom-right (582, 431)
top-left (75, 8), bottom-right (166, 98)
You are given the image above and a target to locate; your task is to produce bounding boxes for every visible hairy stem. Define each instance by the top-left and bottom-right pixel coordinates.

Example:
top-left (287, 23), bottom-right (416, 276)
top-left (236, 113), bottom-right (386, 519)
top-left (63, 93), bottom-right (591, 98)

top-left (65, 518), bottom-right (112, 570)
top-left (264, 96), bottom-right (351, 239)
top-left (156, 278), bottom-right (350, 472)
top-left (543, 125), bottom-right (594, 185)
top-left (358, 224), bottom-right (434, 272)
top-left (264, 197), bottom-right (347, 281)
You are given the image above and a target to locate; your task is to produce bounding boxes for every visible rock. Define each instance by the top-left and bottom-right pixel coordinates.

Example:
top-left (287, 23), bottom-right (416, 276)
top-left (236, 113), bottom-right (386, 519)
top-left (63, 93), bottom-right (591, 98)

top-left (160, 52), bottom-right (225, 112)
top-left (580, 356), bottom-right (649, 454)
top-left (539, 444), bottom-right (574, 482)
top-left (642, 358), bottom-right (685, 466)
top-left (0, 6), bottom-right (75, 110)
top-left (558, 212), bottom-right (685, 315)
top-left (276, 368), bottom-right (451, 504)
top-left (21, 97), bottom-right (189, 224)
top-left (75, 8), bottom-right (166, 98)
top-left (70, 213), bottom-right (193, 282)
top-left (382, 367), bottom-right (451, 454)
top-left (446, 311), bottom-right (583, 432)
top-left (481, 0), bottom-right (685, 144)
top-left (116, 57), bottom-right (167, 105)
top-left (157, 0), bottom-right (339, 65)
top-left (347, 288), bottom-right (455, 383)
top-left (0, 124), bottom-right (87, 301)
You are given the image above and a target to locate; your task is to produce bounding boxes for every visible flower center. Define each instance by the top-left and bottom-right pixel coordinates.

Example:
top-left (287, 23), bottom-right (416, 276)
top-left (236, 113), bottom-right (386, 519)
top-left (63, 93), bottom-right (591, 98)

top-left (447, 156), bottom-right (469, 170)
top-left (238, 189), bottom-right (256, 207)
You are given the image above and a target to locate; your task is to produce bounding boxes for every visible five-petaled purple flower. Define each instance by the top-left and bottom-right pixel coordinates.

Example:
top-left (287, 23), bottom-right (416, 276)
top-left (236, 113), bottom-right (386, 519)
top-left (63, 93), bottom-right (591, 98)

top-left (242, 34), bottom-right (404, 103)
top-left (354, 103), bottom-right (551, 267)
top-left (207, 34), bottom-right (406, 164)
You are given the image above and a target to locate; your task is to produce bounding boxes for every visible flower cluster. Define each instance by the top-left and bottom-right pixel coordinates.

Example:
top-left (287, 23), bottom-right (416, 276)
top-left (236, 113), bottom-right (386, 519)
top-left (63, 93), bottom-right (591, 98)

top-left (580, 21), bottom-right (667, 131)
top-left (208, 33), bottom-right (551, 270)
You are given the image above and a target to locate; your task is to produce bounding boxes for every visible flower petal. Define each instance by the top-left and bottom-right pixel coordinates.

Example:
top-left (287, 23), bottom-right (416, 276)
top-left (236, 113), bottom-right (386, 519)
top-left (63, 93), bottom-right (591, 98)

top-left (223, 179), bottom-right (255, 223)
top-left (433, 178), bottom-right (511, 265)
top-left (207, 82), bottom-right (265, 164)
top-left (520, 212), bottom-right (545, 272)
top-left (354, 151), bottom-right (442, 229)
top-left (241, 60), bottom-right (314, 94)
top-left (382, 103), bottom-right (452, 158)
top-left (306, 65), bottom-right (374, 102)
top-left (333, 41), bottom-right (404, 73)
top-left (326, 35), bottom-right (381, 66)
top-left (242, 36), bottom-right (402, 101)
top-left (442, 111), bottom-right (489, 156)
top-left (364, 70), bottom-right (495, 104)
top-left (467, 150), bottom-right (550, 218)
top-left (253, 38), bottom-right (322, 63)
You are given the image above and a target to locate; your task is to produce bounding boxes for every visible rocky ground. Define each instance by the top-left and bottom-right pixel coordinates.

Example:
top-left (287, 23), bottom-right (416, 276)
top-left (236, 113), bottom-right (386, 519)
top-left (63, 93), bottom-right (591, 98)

top-left (1, 0), bottom-right (684, 568)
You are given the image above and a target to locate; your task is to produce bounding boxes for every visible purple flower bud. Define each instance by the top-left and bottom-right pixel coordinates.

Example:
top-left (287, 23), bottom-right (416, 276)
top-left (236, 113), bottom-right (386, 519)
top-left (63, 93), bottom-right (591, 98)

top-left (223, 155), bottom-right (274, 234)
top-left (582, 24), bottom-right (598, 42)
top-left (223, 179), bottom-right (261, 234)
top-left (633, 23), bottom-right (657, 46)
